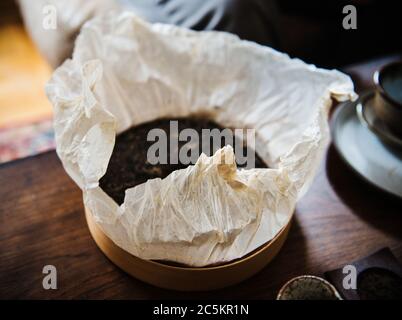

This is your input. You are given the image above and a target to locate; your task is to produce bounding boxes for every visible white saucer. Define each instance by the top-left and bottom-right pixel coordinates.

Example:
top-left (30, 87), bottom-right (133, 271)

top-left (330, 96), bottom-right (402, 198)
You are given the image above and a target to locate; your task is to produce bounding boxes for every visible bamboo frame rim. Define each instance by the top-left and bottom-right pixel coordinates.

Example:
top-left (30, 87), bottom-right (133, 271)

top-left (85, 206), bottom-right (292, 270)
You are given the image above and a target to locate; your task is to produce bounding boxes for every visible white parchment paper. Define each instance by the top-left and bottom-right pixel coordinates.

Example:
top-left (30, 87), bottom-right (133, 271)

top-left (46, 12), bottom-right (356, 266)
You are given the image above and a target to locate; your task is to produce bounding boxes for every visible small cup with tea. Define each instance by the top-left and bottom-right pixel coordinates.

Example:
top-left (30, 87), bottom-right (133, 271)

top-left (373, 61), bottom-right (402, 138)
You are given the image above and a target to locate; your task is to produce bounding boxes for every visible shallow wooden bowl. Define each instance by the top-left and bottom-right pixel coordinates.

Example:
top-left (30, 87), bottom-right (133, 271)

top-left (85, 206), bottom-right (291, 291)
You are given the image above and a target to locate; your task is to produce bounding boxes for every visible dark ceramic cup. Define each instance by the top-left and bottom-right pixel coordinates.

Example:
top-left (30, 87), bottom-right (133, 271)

top-left (373, 61), bottom-right (402, 138)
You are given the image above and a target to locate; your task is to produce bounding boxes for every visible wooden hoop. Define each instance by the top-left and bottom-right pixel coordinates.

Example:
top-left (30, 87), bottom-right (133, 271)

top-left (85, 206), bottom-right (291, 291)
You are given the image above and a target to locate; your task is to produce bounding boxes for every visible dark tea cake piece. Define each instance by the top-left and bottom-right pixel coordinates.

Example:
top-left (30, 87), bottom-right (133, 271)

top-left (99, 117), bottom-right (267, 205)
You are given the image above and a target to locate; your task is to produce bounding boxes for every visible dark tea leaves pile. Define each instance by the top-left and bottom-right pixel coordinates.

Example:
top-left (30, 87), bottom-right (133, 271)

top-left (99, 117), bottom-right (267, 205)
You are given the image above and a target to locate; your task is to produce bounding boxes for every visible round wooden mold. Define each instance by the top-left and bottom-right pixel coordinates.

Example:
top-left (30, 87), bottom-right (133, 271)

top-left (85, 206), bottom-right (291, 291)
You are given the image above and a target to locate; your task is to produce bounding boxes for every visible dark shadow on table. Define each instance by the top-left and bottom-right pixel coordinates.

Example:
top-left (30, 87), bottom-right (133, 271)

top-left (108, 215), bottom-right (307, 300)
top-left (326, 143), bottom-right (402, 239)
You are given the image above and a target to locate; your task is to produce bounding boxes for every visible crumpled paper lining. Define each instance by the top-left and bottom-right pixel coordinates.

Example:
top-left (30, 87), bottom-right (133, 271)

top-left (46, 12), bottom-right (356, 266)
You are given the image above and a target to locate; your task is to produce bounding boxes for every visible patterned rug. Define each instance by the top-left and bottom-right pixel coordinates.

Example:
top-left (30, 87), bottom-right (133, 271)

top-left (0, 118), bottom-right (55, 164)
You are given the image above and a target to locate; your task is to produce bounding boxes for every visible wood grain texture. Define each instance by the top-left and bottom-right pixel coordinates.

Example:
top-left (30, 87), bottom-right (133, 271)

top-left (0, 57), bottom-right (401, 299)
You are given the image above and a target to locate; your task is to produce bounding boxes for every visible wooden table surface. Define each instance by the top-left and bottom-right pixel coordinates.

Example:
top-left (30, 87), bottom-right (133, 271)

top-left (1, 55), bottom-right (401, 299)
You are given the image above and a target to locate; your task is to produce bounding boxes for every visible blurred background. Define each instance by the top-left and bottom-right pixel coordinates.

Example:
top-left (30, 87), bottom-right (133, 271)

top-left (1, 0), bottom-right (401, 163)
